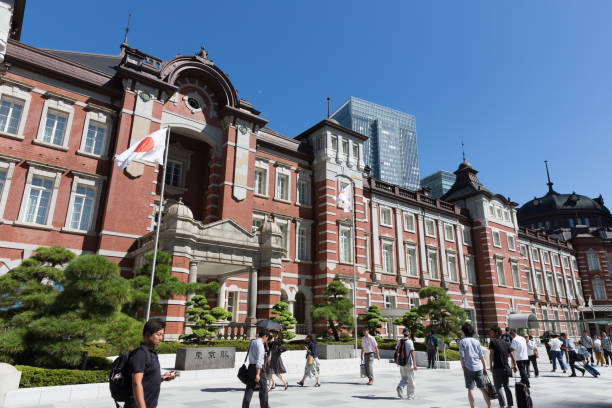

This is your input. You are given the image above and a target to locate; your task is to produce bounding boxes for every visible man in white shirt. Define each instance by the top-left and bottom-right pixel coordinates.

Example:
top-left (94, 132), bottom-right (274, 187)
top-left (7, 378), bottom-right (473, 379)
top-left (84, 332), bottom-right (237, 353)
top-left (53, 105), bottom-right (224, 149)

top-left (510, 330), bottom-right (530, 387)
top-left (361, 329), bottom-right (380, 385)
top-left (525, 334), bottom-right (539, 378)
top-left (242, 329), bottom-right (269, 408)
top-left (395, 328), bottom-right (418, 400)
top-left (549, 333), bottom-right (567, 373)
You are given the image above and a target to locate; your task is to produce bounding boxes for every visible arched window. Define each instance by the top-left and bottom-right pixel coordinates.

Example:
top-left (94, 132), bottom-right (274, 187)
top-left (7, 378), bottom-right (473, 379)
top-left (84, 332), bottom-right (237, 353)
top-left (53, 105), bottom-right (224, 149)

top-left (593, 276), bottom-right (606, 300)
top-left (295, 292), bottom-right (306, 324)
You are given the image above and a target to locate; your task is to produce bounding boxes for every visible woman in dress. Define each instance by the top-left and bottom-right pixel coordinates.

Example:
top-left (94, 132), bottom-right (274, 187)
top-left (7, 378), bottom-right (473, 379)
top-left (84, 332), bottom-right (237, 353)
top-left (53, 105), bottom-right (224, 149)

top-left (267, 331), bottom-right (288, 390)
top-left (297, 334), bottom-right (321, 387)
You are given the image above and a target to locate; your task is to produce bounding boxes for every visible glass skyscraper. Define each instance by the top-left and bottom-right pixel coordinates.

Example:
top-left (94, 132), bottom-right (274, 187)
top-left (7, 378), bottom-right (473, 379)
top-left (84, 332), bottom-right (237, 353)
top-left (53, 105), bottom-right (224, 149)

top-left (331, 97), bottom-right (419, 190)
top-left (420, 170), bottom-right (456, 198)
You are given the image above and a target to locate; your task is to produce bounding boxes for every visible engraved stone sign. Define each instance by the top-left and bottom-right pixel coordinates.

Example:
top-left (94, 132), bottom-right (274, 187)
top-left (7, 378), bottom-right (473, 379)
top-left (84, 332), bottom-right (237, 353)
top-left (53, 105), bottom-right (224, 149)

top-left (174, 347), bottom-right (236, 370)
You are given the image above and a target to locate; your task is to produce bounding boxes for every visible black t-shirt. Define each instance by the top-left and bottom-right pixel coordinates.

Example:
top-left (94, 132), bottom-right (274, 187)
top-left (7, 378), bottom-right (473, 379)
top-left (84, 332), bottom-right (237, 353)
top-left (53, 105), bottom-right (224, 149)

top-left (127, 344), bottom-right (162, 408)
top-left (489, 339), bottom-right (511, 370)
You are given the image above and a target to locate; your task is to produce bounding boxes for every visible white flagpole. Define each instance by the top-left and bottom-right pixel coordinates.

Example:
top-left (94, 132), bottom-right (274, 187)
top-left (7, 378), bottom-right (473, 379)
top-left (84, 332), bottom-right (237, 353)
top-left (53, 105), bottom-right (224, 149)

top-left (145, 126), bottom-right (171, 322)
top-left (351, 180), bottom-right (358, 358)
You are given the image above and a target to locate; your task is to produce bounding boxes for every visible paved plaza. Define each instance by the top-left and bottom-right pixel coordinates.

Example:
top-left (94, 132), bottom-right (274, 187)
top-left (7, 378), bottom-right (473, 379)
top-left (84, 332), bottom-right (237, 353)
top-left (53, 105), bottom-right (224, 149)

top-left (16, 358), bottom-right (611, 408)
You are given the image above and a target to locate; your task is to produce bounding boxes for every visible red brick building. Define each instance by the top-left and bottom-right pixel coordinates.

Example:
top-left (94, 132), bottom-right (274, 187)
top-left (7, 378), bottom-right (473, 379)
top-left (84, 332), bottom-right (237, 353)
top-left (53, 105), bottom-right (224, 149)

top-left (0, 1), bottom-right (586, 339)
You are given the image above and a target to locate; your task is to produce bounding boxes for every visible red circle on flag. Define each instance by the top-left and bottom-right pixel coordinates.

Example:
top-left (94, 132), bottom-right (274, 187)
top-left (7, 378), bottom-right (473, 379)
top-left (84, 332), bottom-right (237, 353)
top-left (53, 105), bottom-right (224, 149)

top-left (134, 137), bottom-right (154, 153)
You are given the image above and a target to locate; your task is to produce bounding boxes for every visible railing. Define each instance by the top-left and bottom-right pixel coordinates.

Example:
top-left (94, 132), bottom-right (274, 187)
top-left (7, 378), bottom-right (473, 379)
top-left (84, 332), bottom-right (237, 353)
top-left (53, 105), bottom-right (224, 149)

top-left (215, 322), bottom-right (248, 340)
top-left (439, 201), bottom-right (455, 211)
top-left (374, 180), bottom-right (395, 193)
top-left (420, 195), bottom-right (437, 206)
top-left (398, 188), bottom-right (417, 200)
top-left (295, 324), bottom-right (308, 335)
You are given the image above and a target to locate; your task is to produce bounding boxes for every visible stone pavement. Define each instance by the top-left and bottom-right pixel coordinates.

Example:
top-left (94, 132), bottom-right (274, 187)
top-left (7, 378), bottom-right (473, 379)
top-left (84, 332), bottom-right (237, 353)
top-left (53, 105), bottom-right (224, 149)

top-left (15, 358), bottom-right (611, 408)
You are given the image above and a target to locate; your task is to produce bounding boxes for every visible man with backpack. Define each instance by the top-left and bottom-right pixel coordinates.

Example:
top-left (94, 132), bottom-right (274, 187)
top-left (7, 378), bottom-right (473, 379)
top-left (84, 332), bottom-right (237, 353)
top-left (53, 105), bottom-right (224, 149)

top-left (395, 328), bottom-right (417, 400)
top-left (425, 329), bottom-right (439, 369)
top-left (112, 318), bottom-right (177, 408)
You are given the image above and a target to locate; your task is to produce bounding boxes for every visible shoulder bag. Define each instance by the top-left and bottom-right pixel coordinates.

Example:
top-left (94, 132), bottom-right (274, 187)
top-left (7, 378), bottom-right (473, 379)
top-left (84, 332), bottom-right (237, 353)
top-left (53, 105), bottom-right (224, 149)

top-left (237, 341), bottom-right (252, 384)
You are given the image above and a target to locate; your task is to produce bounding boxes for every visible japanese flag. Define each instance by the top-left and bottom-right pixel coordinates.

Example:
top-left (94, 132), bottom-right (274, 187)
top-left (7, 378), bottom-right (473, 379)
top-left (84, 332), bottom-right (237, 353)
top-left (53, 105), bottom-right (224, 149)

top-left (335, 184), bottom-right (352, 213)
top-left (114, 128), bottom-right (168, 170)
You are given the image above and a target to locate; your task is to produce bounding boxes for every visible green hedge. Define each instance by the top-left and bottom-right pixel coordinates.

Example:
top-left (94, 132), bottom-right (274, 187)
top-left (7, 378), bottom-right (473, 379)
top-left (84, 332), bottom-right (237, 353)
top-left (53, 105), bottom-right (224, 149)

top-left (16, 365), bottom-right (107, 388)
top-left (157, 340), bottom-right (304, 354)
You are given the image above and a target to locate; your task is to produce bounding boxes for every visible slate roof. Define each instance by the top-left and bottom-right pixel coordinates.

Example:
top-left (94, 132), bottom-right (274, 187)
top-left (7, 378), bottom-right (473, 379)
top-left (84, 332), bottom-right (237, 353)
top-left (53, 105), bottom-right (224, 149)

top-left (41, 49), bottom-right (123, 76)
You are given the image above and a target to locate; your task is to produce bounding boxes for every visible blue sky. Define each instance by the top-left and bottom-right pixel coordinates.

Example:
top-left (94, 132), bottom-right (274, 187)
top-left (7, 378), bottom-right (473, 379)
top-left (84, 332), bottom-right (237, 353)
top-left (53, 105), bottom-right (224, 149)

top-left (22, 1), bottom-right (612, 206)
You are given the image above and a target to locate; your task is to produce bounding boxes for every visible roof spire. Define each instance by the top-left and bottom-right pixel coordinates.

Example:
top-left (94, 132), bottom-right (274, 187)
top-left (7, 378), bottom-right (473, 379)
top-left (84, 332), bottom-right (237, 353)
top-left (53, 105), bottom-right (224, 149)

top-left (327, 97), bottom-right (331, 118)
top-left (123, 13), bottom-right (131, 45)
top-left (461, 140), bottom-right (466, 163)
top-left (544, 160), bottom-right (554, 193)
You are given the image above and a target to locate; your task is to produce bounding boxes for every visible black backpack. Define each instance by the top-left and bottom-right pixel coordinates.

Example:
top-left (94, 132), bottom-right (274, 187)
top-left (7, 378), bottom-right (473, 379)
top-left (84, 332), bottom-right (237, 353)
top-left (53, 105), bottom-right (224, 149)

top-left (109, 346), bottom-right (149, 406)
top-left (394, 339), bottom-right (407, 366)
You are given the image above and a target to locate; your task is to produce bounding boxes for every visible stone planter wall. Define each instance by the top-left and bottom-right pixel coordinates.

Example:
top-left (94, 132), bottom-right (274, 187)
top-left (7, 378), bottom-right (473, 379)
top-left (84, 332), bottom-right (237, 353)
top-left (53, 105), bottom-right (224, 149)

top-left (317, 344), bottom-right (355, 359)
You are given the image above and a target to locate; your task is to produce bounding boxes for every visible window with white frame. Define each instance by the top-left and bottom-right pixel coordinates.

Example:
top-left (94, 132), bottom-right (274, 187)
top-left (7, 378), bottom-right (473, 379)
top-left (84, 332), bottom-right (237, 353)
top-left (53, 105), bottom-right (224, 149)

top-left (541, 308), bottom-right (550, 331)
top-left (296, 173), bottom-right (311, 206)
top-left (546, 272), bottom-right (555, 296)
top-left (78, 107), bottom-right (113, 157)
top-left (384, 293), bottom-right (397, 308)
top-left (0, 81), bottom-right (31, 139)
top-left (520, 244), bottom-right (528, 258)
top-left (511, 262), bottom-right (520, 288)
top-left (566, 276), bottom-right (575, 298)
top-left (552, 254), bottom-right (560, 267)
top-left (462, 227), bottom-right (471, 246)
top-left (274, 167), bottom-right (290, 201)
top-left (254, 163), bottom-right (268, 196)
top-left (571, 258), bottom-right (577, 270)
top-left (225, 291), bottom-right (239, 322)
top-left (406, 245), bottom-right (417, 277)
top-left (447, 253), bottom-right (458, 281)
top-left (576, 279), bottom-right (583, 297)
top-left (341, 138), bottom-right (349, 155)
top-left (403, 212), bottom-right (415, 232)
top-left (0, 169), bottom-right (5, 201)
top-left (19, 166), bottom-right (62, 226)
top-left (380, 206), bottom-right (392, 227)
top-left (424, 218), bottom-right (436, 237)
top-left (339, 226), bottom-right (352, 263)
top-left (165, 159), bottom-right (183, 187)
top-left (65, 175), bottom-right (102, 232)
top-left (542, 251), bottom-right (551, 265)
top-left (531, 248), bottom-right (540, 262)
top-left (562, 256), bottom-right (569, 269)
top-left (275, 219), bottom-right (289, 256)
top-left (427, 249), bottom-right (439, 279)
top-left (503, 210), bottom-right (510, 221)
top-left (556, 274), bottom-right (565, 297)
top-left (495, 258), bottom-right (506, 286)
top-left (488, 204), bottom-right (494, 217)
top-left (507, 234), bottom-right (516, 251)
top-left (526, 270), bottom-right (533, 293)
top-left (36, 96), bottom-right (75, 150)
top-left (587, 253), bottom-right (600, 271)
top-left (465, 256), bottom-right (476, 284)
top-left (252, 213), bottom-right (264, 232)
top-left (296, 221), bottom-right (311, 261)
top-left (444, 224), bottom-right (454, 242)
top-left (492, 230), bottom-right (501, 247)
top-left (331, 135), bottom-right (338, 152)
top-left (382, 240), bottom-right (394, 273)
top-left (593, 276), bottom-right (606, 300)
top-left (535, 270), bottom-right (544, 293)
top-left (41, 109), bottom-right (69, 146)
top-left (352, 144), bottom-right (359, 162)
top-left (496, 207), bottom-right (502, 218)
top-left (409, 294), bottom-right (420, 309)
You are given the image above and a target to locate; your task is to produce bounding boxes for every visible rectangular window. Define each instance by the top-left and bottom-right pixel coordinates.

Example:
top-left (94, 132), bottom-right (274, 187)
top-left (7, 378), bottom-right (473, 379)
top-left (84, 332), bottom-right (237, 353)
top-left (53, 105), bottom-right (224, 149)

top-left (82, 121), bottom-right (106, 156)
top-left (526, 270), bottom-right (533, 293)
top-left (352, 144), bottom-right (359, 161)
top-left (587, 253), bottom-right (600, 271)
top-left (447, 254), bottom-right (458, 281)
top-left (507, 234), bottom-right (516, 251)
top-left (0, 96), bottom-right (24, 135)
top-left (425, 219), bottom-right (436, 237)
top-left (0, 169), bottom-right (6, 200)
top-left (489, 205), bottom-right (495, 217)
top-left (503, 210), bottom-right (510, 221)
top-left (403, 212), bottom-right (415, 232)
top-left (254, 167), bottom-right (267, 196)
top-left (165, 159), bottom-right (183, 187)
top-left (225, 291), bottom-right (238, 322)
top-left (341, 139), bottom-right (348, 155)
top-left (571, 258), bottom-right (577, 270)
top-left (384, 294), bottom-right (397, 309)
top-left (444, 224), bottom-right (454, 242)
top-left (556, 275), bottom-right (566, 297)
top-left (406, 246), bottom-right (417, 277)
top-left (542, 251), bottom-right (551, 265)
top-left (577, 279), bottom-right (583, 297)
top-left (562, 256), bottom-right (569, 269)
top-left (428, 250), bottom-right (439, 279)
top-left (297, 177), bottom-right (311, 206)
top-left (380, 206), bottom-right (392, 227)
top-left (409, 295), bottom-right (420, 309)
top-left (492, 230), bottom-right (501, 247)
top-left (511, 263), bottom-right (520, 288)
top-left (536, 271), bottom-right (544, 293)
top-left (542, 308), bottom-right (550, 331)
top-left (278, 222), bottom-right (289, 255)
top-left (531, 248), bottom-right (540, 262)
top-left (42, 109), bottom-right (68, 146)
top-left (552, 254), bottom-right (560, 267)
top-left (24, 176), bottom-right (54, 225)
top-left (382, 241), bottom-right (394, 273)
top-left (252, 215), bottom-right (264, 232)
top-left (496, 207), bottom-right (502, 218)
top-left (566, 276), bottom-right (575, 298)
top-left (339, 227), bottom-right (352, 263)
top-left (520, 244), bottom-right (528, 258)
top-left (69, 184), bottom-right (97, 231)
top-left (297, 225), bottom-right (311, 261)
top-left (275, 172), bottom-right (289, 201)
top-left (462, 227), bottom-right (471, 246)
top-left (496, 259), bottom-right (506, 286)
top-left (546, 272), bottom-right (555, 296)
top-left (331, 135), bottom-right (338, 151)
top-left (465, 257), bottom-right (476, 284)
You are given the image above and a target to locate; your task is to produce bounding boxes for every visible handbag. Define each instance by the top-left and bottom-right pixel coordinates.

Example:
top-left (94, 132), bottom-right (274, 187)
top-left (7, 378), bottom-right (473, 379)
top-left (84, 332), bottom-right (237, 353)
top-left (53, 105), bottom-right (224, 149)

top-left (237, 341), bottom-right (252, 384)
top-left (484, 374), bottom-right (497, 400)
top-left (279, 345), bottom-right (287, 354)
top-left (307, 351), bottom-right (315, 365)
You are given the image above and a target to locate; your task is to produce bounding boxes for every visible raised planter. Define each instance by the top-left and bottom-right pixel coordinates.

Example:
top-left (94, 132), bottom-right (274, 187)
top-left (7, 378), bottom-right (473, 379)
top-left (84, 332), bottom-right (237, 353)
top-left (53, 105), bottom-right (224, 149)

top-left (175, 347), bottom-right (236, 370)
top-left (317, 344), bottom-right (355, 359)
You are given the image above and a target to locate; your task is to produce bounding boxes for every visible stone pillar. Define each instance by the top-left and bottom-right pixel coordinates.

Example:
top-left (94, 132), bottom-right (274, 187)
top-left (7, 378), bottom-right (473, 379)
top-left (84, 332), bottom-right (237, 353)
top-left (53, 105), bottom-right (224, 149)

top-left (371, 202), bottom-right (381, 271)
top-left (416, 214), bottom-right (428, 277)
top-left (187, 261), bottom-right (198, 301)
top-left (288, 300), bottom-right (295, 315)
top-left (217, 278), bottom-right (227, 309)
top-left (437, 220), bottom-right (448, 283)
top-left (394, 207), bottom-right (406, 278)
top-left (246, 267), bottom-right (258, 338)
top-left (456, 225), bottom-right (466, 287)
top-left (304, 299), bottom-right (313, 334)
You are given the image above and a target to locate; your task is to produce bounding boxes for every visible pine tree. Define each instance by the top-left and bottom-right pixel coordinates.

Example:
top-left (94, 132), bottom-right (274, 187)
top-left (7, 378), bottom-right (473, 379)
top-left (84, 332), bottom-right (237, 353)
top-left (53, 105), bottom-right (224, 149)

top-left (393, 306), bottom-right (425, 338)
top-left (271, 301), bottom-right (297, 340)
top-left (180, 295), bottom-right (232, 343)
top-left (311, 281), bottom-right (354, 341)
top-left (359, 305), bottom-right (388, 336)
top-left (417, 286), bottom-right (466, 344)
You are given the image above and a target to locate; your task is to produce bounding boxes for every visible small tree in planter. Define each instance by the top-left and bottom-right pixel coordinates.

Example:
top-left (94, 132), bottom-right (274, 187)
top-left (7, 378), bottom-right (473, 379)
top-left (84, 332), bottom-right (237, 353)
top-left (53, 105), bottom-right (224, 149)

top-left (360, 305), bottom-right (388, 336)
top-left (270, 301), bottom-right (297, 340)
top-left (393, 306), bottom-right (425, 338)
top-left (180, 295), bottom-right (232, 344)
top-left (418, 286), bottom-right (466, 344)
top-left (311, 281), bottom-right (354, 341)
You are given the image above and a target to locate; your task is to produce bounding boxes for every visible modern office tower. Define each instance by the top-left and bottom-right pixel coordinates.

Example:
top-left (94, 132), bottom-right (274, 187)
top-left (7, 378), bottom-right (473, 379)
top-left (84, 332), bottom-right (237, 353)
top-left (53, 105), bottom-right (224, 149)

top-left (331, 97), bottom-right (419, 190)
top-left (420, 170), bottom-right (456, 198)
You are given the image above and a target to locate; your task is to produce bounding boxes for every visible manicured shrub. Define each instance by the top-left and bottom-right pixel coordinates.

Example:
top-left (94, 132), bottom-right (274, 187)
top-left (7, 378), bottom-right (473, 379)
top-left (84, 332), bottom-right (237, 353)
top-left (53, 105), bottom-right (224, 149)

top-left (16, 365), bottom-right (107, 388)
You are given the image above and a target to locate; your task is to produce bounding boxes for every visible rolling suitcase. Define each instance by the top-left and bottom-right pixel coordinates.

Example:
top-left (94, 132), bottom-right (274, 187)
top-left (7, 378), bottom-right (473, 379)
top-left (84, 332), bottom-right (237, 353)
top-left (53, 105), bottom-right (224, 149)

top-left (583, 362), bottom-right (600, 377)
top-left (514, 373), bottom-right (533, 408)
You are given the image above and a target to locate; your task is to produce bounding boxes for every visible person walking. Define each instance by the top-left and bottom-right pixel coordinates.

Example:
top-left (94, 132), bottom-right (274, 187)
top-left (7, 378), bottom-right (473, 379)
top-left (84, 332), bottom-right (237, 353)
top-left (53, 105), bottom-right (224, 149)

top-left (525, 334), bottom-right (539, 378)
top-left (425, 330), bottom-right (439, 369)
top-left (395, 328), bottom-right (418, 400)
top-left (509, 330), bottom-right (530, 388)
top-left (542, 337), bottom-right (553, 364)
top-left (580, 330), bottom-right (594, 364)
top-left (501, 328), bottom-right (512, 346)
top-left (459, 323), bottom-right (491, 408)
top-left (489, 326), bottom-right (515, 408)
top-left (242, 329), bottom-right (270, 408)
top-left (267, 332), bottom-right (288, 391)
top-left (592, 334), bottom-right (606, 366)
top-left (549, 333), bottom-right (567, 373)
top-left (361, 329), bottom-right (380, 385)
top-left (126, 319), bottom-right (177, 408)
top-left (561, 332), bottom-right (585, 377)
top-left (297, 334), bottom-right (320, 387)
top-left (600, 331), bottom-right (611, 367)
